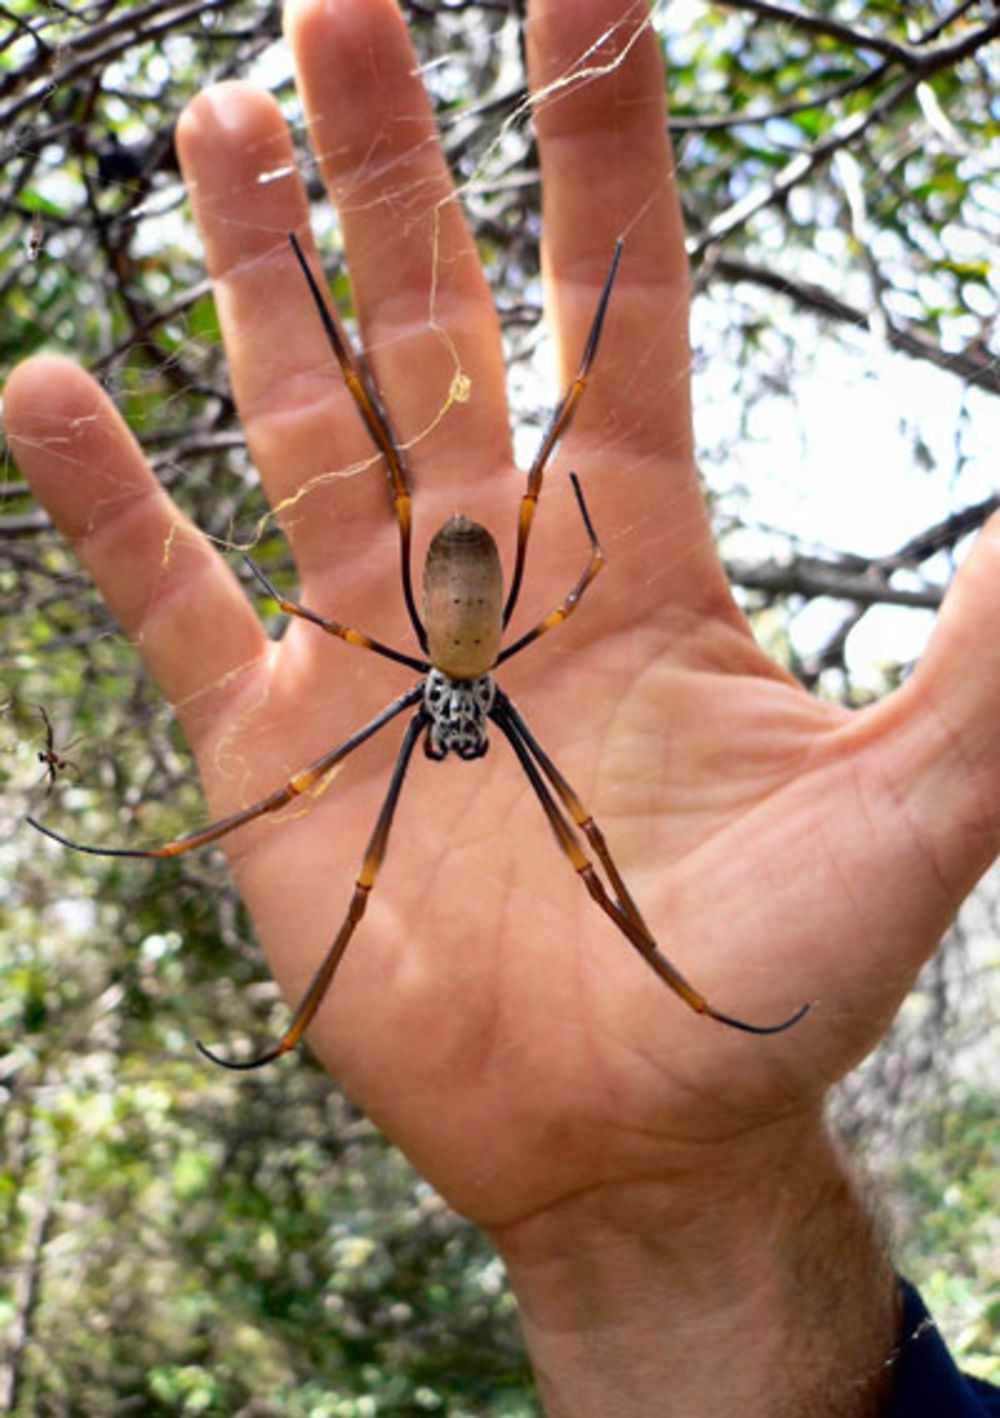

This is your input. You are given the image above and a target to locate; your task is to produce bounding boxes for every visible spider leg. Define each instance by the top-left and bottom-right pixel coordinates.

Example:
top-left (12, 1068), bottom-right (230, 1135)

top-left (34, 703), bottom-right (56, 754)
top-left (198, 707), bottom-right (427, 1070)
top-left (244, 556), bottom-right (428, 674)
top-left (288, 232), bottom-right (427, 654)
top-left (496, 473), bottom-right (604, 666)
top-left (503, 241), bottom-right (623, 628)
top-left (493, 689), bottom-right (645, 928)
top-left (26, 685), bottom-right (424, 861)
top-left (491, 698), bottom-right (809, 1037)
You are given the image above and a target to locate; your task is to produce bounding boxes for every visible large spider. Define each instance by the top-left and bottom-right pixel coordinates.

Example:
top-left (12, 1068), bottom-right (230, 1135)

top-left (28, 234), bottom-right (809, 1069)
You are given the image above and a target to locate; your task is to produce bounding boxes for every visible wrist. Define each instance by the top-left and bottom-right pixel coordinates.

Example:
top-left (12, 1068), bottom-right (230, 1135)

top-left (491, 1114), bottom-right (900, 1418)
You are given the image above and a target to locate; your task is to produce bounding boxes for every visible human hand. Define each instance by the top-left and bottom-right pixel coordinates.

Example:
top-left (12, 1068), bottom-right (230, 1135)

top-left (7, 0), bottom-right (1000, 1284)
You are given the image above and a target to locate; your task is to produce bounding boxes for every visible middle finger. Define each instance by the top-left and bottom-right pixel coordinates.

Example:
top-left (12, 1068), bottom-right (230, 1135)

top-left (286, 0), bottom-right (513, 510)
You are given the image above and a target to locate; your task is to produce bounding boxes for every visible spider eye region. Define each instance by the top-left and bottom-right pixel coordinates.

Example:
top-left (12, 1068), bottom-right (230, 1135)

top-left (423, 668), bottom-right (495, 761)
top-left (423, 515), bottom-right (503, 678)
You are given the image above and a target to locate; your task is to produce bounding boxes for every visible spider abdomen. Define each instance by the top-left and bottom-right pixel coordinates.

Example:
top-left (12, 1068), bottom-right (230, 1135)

top-left (423, 515), bottom-right (503, 679)
top-left (423, 668), bottom-right (495, 760)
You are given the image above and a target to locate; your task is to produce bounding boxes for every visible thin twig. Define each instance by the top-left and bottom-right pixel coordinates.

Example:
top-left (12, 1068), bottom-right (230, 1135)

top-left (710, 0), bottom-right (917, 65)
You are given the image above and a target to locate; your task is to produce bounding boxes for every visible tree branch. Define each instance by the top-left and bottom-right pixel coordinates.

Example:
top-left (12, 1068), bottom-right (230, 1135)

top-left (708, 255), bottom-right (1000, 399)
top-left (727, 556), bottom-right (944, 610)
top-left (709, 0), bottom-right (916, 65)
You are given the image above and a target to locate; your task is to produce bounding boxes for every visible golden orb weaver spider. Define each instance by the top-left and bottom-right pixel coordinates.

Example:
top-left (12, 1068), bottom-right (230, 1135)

top-left (28, 233), bottom-right (809, 1069)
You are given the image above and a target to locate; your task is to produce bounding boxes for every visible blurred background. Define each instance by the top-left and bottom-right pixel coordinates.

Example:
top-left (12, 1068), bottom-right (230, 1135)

top-left (1, 1), bottom-right (999, 1412)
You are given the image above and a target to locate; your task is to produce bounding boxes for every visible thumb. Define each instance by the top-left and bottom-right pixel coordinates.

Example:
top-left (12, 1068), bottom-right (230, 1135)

top-left (879, 509), bottom-right (1000, 898)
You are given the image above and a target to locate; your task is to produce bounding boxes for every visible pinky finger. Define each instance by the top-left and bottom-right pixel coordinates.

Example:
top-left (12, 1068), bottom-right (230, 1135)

top-left (4, 354), bottom-right (266, 741)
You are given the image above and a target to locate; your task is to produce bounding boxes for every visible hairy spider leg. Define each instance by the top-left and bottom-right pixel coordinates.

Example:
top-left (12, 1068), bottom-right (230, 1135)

top-left (243, 556), bottom-right (428, 674)
top-left (287, 231), bottom-right (426, 653)
top-left (503, 240), bottom-right (624, 628)
top-left (496, 473), bottom-right (604, 666)
top-left (491, 698), bottom-right (810, 1037)
top-left (27, 687), bottom-right (424, 861)
top-left (198, 708), bottom-right (427, 1070)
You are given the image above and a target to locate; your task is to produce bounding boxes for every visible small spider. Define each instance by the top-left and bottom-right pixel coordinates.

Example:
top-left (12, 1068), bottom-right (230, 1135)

top-left (25, 212), bottom-right (43, 263)
top-left (28, 233), bottom-right (809, 1068)
top-left (33, 704), bottom-right (75, 795)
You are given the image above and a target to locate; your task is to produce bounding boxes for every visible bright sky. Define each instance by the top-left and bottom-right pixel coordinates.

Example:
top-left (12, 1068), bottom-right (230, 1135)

top-left (695, 280), bottom-right (998, 686)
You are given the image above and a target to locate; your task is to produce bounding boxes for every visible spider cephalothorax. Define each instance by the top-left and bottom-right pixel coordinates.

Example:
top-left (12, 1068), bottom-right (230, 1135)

top-left (423, 669), bottom-right (496, 761)
top-left (28, 231), bottom-right (808, 1068)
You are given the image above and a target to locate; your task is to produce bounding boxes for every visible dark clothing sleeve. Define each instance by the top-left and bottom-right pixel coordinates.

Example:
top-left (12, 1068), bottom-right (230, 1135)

top-left (889, 1280), bottom-right (1000, 1416)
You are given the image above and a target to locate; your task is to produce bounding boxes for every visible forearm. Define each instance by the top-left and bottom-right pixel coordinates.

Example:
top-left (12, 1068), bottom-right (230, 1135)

top-left (492, 1114), bottom-right (900, 1418)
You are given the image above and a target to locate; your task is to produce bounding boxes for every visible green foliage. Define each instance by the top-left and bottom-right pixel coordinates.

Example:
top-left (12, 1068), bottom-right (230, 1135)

top-left (893, 1091), bottom-right (1000, 1383)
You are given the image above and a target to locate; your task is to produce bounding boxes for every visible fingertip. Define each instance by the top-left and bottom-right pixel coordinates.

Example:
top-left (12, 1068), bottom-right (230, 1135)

top-left (3, 356), bottom-right (134, 518)
top-left (911, 507), bottom-right (1000, 701)
top-left (4, 352), bottom-right (90, 427)
top-left (285, 0), bottom-right (423, 159)
top-left (284, 0), bottom-right (405, 53)
top-left (176, 80), bottom-right (284, 165)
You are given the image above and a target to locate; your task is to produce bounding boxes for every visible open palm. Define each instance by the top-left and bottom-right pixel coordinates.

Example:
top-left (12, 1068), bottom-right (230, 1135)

top-left (9, 0), bottom-right (1000, 1235)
